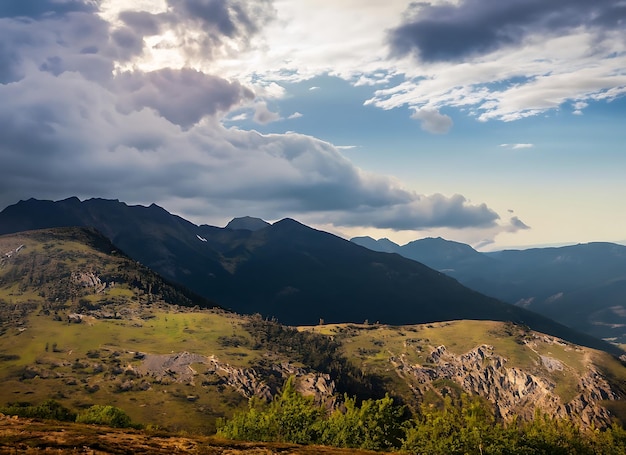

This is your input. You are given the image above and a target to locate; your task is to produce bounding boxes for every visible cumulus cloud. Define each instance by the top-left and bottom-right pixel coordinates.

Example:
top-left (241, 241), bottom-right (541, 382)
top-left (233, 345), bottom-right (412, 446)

top-left (253, 101), bottom-right (281, 124)
top-left (0, 0), bottom-right (523, 237)
top-left (411, 107), bottom-right (453, 134)
top-left (114, 0), bottom-right (276, 65)
top-left (115, 68), bottom-right (254, 128)
top-left (328, 193), bottom-right (499, 230)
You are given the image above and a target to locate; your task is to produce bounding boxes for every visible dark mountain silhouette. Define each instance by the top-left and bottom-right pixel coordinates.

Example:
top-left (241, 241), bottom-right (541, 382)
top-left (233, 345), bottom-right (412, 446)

top-left (351, 236), bottom-right (626, 345)
top-left (225, 216), bottom-right (271, 231)
top-left (350, 236), bottom-right (399, 253)
top-left (0, 197), bottom-right (621, 355)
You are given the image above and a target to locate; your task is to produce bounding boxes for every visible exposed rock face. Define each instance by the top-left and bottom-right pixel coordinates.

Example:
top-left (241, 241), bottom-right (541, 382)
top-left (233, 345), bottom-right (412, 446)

top-left (136, 352), bottom-right (336, 403)
top-left (393, 344), bottom-right (617, 428)
top-left (72, 271), bottom-right (107, 293)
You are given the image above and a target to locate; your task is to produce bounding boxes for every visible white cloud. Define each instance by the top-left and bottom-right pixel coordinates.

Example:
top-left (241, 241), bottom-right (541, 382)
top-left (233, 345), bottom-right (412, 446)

top-left (288, 111), bottom-right (303, 119)
top-left (253, 101), bottom-right (281, 124)
top-left (500, 143), bottom-right (535, 150)
top-left (336, 145), bottom-right (358, 150)
top-left (411, 107), bottom-right (453, 134)
top-left (573, 100), bottom-right (589, 115)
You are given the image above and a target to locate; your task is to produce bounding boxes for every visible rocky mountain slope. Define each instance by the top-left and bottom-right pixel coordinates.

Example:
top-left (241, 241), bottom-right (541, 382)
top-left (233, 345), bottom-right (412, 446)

top-left (0, 197), bottom-right (620, 356)
top-left (0, 227), bottom-right (624, 433)
top-left (351, 236), bottom-right (626, 345)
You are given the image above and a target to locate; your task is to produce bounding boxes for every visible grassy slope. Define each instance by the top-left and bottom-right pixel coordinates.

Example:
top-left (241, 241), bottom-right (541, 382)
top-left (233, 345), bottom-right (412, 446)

top-left (0, 229), bottom-right (260, 433)
top-left (302, 320), bottom-right (626, 407)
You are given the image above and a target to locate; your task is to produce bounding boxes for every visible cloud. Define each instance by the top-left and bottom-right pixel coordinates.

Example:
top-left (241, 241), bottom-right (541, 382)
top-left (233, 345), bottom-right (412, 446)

top-left (500, 143), bottom-right (534, 149)
top-left (0, 0), bottom-right (521, 237)
top-left (507, 216), bottom-right (531, 232)
top-left (573, 101), bottom-right (588, 115)
top-left (122, 0), bottom-right (278, 64)
top-left (115, 68), bottom-right (255, 128)
top-left (288, 111), bottom-right (303, 119)
top-left (356, 0), bottom-right (626, 124)
top-left (327, 193), bottom-right (500, 230)
top-left (388, 0), bottom-right (625, 62)
top-left (411, 107), bottom-right (453, 134)
top-left (0, 0), bottom-right (96, 19)
top-left (252, 101), bottom-right (281, 124)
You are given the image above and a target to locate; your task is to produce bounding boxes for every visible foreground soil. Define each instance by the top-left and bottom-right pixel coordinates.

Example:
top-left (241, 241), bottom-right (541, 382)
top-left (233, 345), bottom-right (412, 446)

top-left (0, 415), bottom-right (388, 454)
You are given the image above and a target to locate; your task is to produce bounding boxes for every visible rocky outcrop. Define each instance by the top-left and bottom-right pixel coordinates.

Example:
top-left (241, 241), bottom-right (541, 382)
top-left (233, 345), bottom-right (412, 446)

top-left (136, 352), bottom-right (336, 403)
top-left (393, 344), bottom-right (618, 428)
top-left (71, 271), bottom-right (107, 293)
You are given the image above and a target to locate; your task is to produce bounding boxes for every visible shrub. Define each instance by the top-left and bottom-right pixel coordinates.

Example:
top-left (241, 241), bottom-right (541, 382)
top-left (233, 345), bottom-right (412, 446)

top-left (76, 404), bottom-right (133, 428)
top-left (0, 399), bottom-right (76, 421)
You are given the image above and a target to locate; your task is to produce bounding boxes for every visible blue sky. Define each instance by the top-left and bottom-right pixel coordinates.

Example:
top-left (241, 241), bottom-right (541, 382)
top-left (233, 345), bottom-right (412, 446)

top-left (0, 0), bottom-right (625, 250)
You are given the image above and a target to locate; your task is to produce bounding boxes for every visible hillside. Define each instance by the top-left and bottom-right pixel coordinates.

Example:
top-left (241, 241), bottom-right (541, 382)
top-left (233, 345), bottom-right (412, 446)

top-left (0, 227), bottom-right (625, 435)
top-left (0, 197), bottom-right (620, 356)
top-left (351, 236), bottom-right (626, 345)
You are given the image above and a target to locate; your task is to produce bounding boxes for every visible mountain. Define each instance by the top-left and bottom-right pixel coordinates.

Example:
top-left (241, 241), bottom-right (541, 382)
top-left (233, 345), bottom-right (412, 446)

top-left (0, 228), bottom-right (624, 435)
top-left (353, 236), bottom-right (494, 272)
top-left (225, 216), bottom-right (271, 231)
top-left (0, 197), bottom-right (621, 356)
top-left (350, 236), bottom-right (399, 253)
top-left (351, 235), bottom-right (626, 346)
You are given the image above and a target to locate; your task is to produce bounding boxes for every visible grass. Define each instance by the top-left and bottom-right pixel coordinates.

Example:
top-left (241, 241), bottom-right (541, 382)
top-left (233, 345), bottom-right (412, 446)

top-left (0, 306), bottom-right (265, 433)
top-left (302, 320), bottom-right (625, 407)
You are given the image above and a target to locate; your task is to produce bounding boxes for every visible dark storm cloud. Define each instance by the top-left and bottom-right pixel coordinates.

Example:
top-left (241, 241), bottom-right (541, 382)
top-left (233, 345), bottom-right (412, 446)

top-left (0, 0), bottom-right (97, 19)
top-left (115, 68), bottom-right (255, 128)
top-left (389, 0), bottom-right (625, 62)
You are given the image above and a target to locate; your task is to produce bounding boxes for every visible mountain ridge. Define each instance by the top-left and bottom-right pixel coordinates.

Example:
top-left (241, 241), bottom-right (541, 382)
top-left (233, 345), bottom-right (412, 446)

top-left (0, 197), bottom-right (622, 356)
top-left (351, 235), bottom-right (626, 345)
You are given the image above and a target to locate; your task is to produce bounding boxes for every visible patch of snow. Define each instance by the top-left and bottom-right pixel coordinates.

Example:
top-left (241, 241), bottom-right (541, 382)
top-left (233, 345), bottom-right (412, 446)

top-left (196, 234), bottom-right (207, 242)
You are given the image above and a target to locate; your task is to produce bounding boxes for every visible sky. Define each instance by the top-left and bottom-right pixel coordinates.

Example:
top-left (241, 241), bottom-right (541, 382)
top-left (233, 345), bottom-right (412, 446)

top-left (0, 0), bottom-right (625, 251)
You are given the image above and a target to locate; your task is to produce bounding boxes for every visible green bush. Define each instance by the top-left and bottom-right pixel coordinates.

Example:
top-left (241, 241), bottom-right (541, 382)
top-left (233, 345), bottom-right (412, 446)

top-left (217, 377), bottom-right (406, 449)
top-left (0, 399), bottom-right (76, 421)
top-left (318, 394), bottom-right (405, 450)
top-left (217, 376), bottom-right (324, 444)
top-left (76, 404), bottom-right (133, 428)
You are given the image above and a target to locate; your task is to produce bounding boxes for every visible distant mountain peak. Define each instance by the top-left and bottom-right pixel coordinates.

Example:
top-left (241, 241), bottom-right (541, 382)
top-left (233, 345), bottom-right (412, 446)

top-left (226, 216), bottom-right (270, 231)
top-left (350, 236), bottom-right (400, 253)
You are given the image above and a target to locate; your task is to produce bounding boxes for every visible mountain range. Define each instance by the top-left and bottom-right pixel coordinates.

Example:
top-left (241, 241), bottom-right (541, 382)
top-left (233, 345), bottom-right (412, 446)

top-left (0, 197), bottom-right (622, 356)
top-left (351, 236), bottom-right (626, 346)
top-left (0, 226), bottom-right (624, 434)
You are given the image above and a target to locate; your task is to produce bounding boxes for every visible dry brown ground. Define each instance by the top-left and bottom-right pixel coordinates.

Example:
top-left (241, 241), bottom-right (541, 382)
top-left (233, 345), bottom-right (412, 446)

top-left (0, 415), bottom-right (389, 455)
